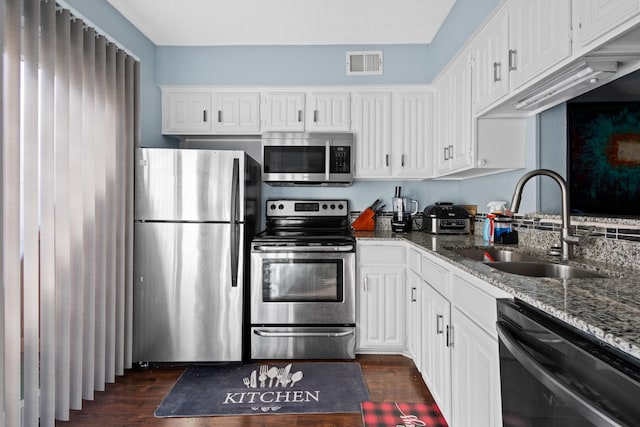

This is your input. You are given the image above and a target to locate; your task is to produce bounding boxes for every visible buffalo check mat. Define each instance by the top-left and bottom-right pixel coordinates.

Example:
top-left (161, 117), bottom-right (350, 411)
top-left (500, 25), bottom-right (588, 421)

top-left (361, 401), bottom-right (448, 427)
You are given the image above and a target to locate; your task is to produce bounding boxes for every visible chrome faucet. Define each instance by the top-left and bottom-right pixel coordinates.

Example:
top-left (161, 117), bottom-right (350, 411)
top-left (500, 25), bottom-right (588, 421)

top-left (509, 169), bottom-right (593, 261)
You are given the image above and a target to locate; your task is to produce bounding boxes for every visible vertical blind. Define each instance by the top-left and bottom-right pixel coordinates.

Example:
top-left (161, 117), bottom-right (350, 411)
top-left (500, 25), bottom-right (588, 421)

top-left (1, 0), bottom-right (139, 425)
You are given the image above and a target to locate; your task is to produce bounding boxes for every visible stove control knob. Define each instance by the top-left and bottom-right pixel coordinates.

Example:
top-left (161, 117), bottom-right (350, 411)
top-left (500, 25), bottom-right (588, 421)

top-left (330, 204), bottom-right (336, 210)
top-left (278, 204), bottom-right (284, 210)
top-left (270, 204), bottom-right (276, 210)
top-left (338, 204), bottom-right (344, 210)
top-left (322, 204), bottom-right (328, 210)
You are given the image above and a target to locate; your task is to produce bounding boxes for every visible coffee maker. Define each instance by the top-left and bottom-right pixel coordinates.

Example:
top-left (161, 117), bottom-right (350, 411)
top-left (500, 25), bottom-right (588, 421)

top-left (391, 186), bottom-right (419, 232)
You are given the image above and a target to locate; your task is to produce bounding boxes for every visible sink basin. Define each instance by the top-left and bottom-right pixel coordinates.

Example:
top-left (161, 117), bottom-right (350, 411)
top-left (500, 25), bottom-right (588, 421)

top-left (488, 262), bottom-right (607, 279)
top-left (449, 247), bottom-right (542, 263)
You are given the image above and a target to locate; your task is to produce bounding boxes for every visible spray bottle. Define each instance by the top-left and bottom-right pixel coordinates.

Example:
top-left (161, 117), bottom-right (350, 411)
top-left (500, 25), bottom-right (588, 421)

top-left (483, 201), bottom-right (507, 243)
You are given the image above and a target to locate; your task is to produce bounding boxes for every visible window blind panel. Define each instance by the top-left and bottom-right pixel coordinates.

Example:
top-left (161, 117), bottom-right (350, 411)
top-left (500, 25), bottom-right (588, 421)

top-left (54, 8), bottom-right (72, 421)
top-left (38, 0), bottom-right (58, 424)
top-left (68, 16), bottom-right (85, 411)
top-left (81, 25), bottom-right (97, 401)
top-left (2, 0), bottom-right (22, 424)
top-left (93, 35), bottom-right (107, 392)
top-left (104, 42), bottom-right (117, 384)
top-left (115, 50), bottom-right (126, 376)
top-left (22, 0), bottom-right (42, 424)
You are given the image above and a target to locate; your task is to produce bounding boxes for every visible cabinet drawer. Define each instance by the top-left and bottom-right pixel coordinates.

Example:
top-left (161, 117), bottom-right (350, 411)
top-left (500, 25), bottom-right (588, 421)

top-left (358, 244), bottom-right (405, 266)
top-left (407, 247), bottom-right (422, 274)
top-left (452, 272), bottom-right (507, 337)
top-left (421, 255), bottom-right (451, 298)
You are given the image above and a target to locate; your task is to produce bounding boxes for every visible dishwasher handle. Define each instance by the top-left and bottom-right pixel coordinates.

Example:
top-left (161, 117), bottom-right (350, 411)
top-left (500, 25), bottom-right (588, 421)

top-left (496, 321), bottom-right (623, 427)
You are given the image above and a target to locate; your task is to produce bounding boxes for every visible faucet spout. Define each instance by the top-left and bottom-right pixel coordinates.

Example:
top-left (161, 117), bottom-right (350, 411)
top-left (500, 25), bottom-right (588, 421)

top-left (510, 169), bottom-right (573, 260)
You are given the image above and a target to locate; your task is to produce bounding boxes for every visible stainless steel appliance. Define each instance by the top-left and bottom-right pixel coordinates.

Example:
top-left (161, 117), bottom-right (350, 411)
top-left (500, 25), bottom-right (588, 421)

top-left (133, 148), bottom-right (261, 363)
top-left (261, 132), bottom-right (353, 186)
top-left (497, 299), bottom-right (640, 426)
top-left (250, 199), bottom-right (356, 359)
top-left (422, 202), bottom-right (471, 234)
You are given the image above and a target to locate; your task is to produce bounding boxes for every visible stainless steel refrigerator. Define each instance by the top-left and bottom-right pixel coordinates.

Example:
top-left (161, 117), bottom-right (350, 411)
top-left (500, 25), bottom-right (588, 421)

top-left (133, 147), bottom-right (260, 363)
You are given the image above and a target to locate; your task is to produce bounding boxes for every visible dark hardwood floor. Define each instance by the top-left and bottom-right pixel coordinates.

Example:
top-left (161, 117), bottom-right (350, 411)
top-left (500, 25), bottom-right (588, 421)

top-left (58, 355), bottom-right (434, 426)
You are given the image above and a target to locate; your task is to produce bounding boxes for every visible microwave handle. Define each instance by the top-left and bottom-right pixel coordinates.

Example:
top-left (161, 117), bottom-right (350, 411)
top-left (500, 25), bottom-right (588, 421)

top-left (325, 141), bottom-right (331, 180)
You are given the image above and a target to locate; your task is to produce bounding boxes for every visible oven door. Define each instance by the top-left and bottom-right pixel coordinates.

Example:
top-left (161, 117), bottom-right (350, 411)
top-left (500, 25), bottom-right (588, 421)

top-left (250, 244), bottom-right (356, 325)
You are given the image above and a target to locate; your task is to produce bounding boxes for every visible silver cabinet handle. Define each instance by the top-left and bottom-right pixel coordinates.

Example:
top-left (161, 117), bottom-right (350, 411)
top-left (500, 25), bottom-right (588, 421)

top-left (218, 110), bottom-right (222, 122)
top-left (446, 325), bottom-right (453, 347)
top-left (508, 49), bottom-right (517, 71)
top-left (254, 329), bottom-right (354, 338)
top-left (443, 147), bottom-right (449, 161)
top-left (493, 62), bottom-right (502, 82)
top-left (448, 145), bottom-right (453, 160)
top-left (385, 154), bottom-right (389, 167)
top-left (364, 276), bottom-right (368, 292)
top-left (298, 110), bottom-right (302, 122)
top-left (401, 154), bottom-right (406, 167)
top-left (313, 110), bottom-right (318, 122)
top-left (411, 287), bottom-right (417, 302)
top-left (203, 110), bottom-right (208, 122)
top-left (436, 314), bottom-right (444, 334)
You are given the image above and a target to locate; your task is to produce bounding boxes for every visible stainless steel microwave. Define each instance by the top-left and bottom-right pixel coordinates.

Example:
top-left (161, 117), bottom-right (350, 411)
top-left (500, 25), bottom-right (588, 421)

top-left (261, 132), bottom-right (353, 186)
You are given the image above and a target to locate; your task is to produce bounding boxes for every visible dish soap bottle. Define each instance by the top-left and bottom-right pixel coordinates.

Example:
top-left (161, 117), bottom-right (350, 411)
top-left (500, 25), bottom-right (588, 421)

top-left (484, 201), bottom-right (507, 243)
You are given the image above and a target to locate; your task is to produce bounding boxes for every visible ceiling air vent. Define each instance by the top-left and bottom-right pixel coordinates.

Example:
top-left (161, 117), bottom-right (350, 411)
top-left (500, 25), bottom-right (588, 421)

top-left (346, 51), bottom-right (383, 75)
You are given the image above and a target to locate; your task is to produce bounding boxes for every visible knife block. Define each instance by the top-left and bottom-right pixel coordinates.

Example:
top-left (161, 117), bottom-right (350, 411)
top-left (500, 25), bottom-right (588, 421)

top-left (352, 208), bottom-right (376, 231)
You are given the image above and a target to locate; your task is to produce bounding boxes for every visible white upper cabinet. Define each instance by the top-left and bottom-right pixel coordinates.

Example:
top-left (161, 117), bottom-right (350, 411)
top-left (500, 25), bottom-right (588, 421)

top-left (393, 91), bottom-right (434, 179)
top-left (508, 0), bottom-right (572, 91)
top-left (305, 92), bottom-right (351, 132)
top-left (211, 92), bottom-right (261, 134)
top-left (471, 11), bottom-right (510, 113)
top-left (261, 92), bottom-right (306, 132)
top-left (352, 91), bottom-right (393, 178)
top-left (162, 89), bottom-right (212, 135)
top-left (572, 0), bottom-right (640, 51)
top-left (434, 56), bottom-right (472, 176)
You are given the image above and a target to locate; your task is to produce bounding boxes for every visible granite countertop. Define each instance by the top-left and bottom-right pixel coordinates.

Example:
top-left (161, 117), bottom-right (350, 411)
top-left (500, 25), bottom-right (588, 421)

top-left (354, 230), bottom-right (640, 361)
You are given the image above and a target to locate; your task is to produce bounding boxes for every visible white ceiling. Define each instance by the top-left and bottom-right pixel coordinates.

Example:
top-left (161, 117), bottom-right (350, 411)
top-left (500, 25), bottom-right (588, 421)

top-left (106, 0), bottom-right (456, 46)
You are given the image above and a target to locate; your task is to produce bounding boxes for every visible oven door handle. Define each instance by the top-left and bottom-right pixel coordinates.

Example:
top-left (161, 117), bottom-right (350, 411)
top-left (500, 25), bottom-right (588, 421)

top-left (496, 321), bottom-right (623, 427)
top-left (253, 329), bottom-right (355, 338)
top-left (253, 245), bottom-right (354, 252)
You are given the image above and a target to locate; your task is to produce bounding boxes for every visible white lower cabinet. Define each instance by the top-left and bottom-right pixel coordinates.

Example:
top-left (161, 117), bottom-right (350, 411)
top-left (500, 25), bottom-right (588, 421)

top-left (405, 269), bottom-right (422, 369)
top-left (356, 242), bottom-right (406, 352)
top-left (451, 307), bottom-right (503, 427)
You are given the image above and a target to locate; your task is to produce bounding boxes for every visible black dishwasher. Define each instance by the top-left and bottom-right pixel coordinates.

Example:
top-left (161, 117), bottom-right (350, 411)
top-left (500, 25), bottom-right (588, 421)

top-left (497, 298), bottom-right (640, 427)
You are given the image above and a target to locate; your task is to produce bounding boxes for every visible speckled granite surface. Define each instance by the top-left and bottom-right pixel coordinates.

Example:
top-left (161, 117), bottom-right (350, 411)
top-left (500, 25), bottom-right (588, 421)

top-left (354, 230), bottom-right (640, 361)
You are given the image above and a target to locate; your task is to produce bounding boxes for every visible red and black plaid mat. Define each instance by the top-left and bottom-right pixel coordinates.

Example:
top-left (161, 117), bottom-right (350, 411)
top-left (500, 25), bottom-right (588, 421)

top-left (361, 401), bottom-right (448, 427)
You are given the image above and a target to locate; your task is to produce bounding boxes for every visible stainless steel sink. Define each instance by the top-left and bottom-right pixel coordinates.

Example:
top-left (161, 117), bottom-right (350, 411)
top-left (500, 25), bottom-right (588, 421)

top-left (488, 262), bottom-right (606, 279)
top-left (449, 247), bottom-right (542, 263)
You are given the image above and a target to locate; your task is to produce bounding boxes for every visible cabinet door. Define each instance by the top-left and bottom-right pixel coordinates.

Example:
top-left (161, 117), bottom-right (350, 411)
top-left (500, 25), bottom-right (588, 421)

top-left (573, 0), bottom-right (640, 49)
top-left (261, 92), bottom-right (305, 132)
top-left (352, 92), bottom-right (392, 178)
top-left (162, 90), bottom-right (212, 134)
top-left (357, 266), bottom-right (405, 351)
top-left (509, 0), bottom-right (572, 91)
top-left (447, 58), bottom-right (473, 173)
top-left (212, 92), bottom-right (260, 134)
top-left (405, 270), bottom-right (422, 370)
top-left (394, 91), bottom-right (434, 179)
top-left (471, 12), bottom-right (509, 113)
top-left (421, 283), bottom-right (452, 423)
top-left (306, 92), bottom-right (351, 132)
top-left (451, 308), bottom-right (503, 427)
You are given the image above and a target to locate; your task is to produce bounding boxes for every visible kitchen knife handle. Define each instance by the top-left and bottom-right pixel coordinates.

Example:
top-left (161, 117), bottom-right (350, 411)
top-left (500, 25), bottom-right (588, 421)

top-left (230, 158), bottom-right (240, 287)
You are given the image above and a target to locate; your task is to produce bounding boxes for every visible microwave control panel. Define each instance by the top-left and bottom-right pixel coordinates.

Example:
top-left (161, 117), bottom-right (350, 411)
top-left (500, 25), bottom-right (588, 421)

top-left (329, 146), bottom-right (351, 173)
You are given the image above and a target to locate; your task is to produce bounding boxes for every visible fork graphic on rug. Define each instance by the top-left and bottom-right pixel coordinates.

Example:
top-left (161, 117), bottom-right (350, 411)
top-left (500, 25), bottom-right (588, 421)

top-left (245, 363), bottom-right (302, 389)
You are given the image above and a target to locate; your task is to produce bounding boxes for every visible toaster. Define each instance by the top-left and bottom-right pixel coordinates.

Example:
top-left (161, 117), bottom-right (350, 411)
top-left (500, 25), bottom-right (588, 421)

top-left (422, 202), bottom-right (471, 234)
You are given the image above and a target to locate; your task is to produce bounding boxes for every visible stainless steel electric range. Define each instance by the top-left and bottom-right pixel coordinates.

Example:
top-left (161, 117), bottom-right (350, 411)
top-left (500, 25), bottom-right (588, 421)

top-left (250, 199), bottom-right (356, 359)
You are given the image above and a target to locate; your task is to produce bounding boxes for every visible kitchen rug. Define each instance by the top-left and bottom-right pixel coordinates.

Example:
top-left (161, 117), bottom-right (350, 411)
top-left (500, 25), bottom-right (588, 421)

top-left (361, 401), bottom-right (448, 427)
top-left (155, 362), bottom-right (370, 417)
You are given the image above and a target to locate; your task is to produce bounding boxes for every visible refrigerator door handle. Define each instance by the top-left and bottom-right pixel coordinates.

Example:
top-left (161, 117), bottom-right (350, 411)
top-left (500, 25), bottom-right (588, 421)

top-left (230, 158), bottom-right (240, 287)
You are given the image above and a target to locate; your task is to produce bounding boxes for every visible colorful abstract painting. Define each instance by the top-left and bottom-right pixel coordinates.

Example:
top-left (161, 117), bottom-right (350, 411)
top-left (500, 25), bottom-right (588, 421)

top-left (567, 102), bottom-right (640, 216)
